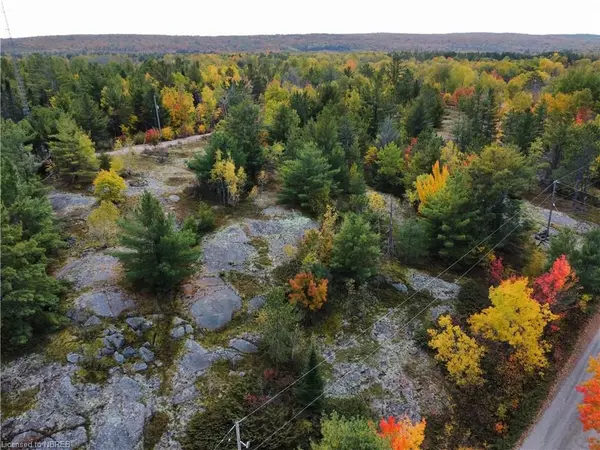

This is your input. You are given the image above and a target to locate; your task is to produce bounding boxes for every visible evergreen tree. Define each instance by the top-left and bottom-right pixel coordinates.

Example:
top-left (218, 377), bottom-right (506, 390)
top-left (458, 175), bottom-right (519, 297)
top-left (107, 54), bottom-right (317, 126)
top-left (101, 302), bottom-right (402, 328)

top-left (296, 345), bottom-right (325, 415)
top-left (49, 114), bottom-right (98, 182)
top-left (279, 143), bottom-right (338, 214)
top-left (113, 191), bottom-right (199, 293)
top-left (269, 103), bottom-right (300, 144)
top-left (331, 213), bottom-right (381, 283)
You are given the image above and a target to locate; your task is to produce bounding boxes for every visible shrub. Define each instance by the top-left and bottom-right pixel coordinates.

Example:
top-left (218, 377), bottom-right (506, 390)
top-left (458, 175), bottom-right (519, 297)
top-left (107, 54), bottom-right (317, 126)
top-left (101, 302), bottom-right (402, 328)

top-left (145, 128), bottom-right (161, 145)
top-left (182, 202), bottom-right (216, 241)
top-left (133, 131), bottom-right (146, 145)
top-left (456, 279), bottom-right (490, 318)
top-left (179, 123), bottom-right (195, 137)
top-left (288, 272), bottom-right (328, 311)
top-left (93, 169), bottom-right (127, 202)
top-left (87, 200), bottom-right (120, 246)
top-left (161, 126), bottom-right (174, 141)
top-left (109, 155), bottom-right (125, 175)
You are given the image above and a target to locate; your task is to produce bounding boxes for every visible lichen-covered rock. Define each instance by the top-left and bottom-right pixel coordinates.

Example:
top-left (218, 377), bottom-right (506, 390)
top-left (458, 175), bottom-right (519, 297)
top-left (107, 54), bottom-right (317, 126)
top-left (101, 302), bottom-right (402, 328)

top-left (56, 252), bottom-right (120, 291)
top-left (202, 225), bottom-right (257, 273)
top-left (48, 192), bottom-right (96, 219)
top-left (408, 269), bottom-right (460, 301)
top-left (189, 277), bottom-right (242, 330)
top-left (229, 338), bottom-right (258, 354)
top-left (74, 289), bottom-right (135, 318)
top-left (139, 347), bottom-right (155, 363)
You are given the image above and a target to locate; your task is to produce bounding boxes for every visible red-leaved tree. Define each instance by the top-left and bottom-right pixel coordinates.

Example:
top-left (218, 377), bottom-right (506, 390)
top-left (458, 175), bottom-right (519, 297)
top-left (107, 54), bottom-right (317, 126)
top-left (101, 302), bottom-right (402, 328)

top-left (532, 255), bottom-right (577, 306)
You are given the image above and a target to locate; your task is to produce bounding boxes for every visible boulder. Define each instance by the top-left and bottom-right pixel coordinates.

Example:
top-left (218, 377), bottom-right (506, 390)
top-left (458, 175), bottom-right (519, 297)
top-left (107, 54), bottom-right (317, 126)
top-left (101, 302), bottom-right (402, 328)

top-left (184, 324), bottom-right (194, 335)
top-left (104, 333), bottom-right (125, 350)
top-left (122, 347), bottom-right (136, 359)
top-left (74, 289), bottom-right (134, 318)
top-left (201, 225), bottom-right (256, 273)
top-left (229, 338), bottom-right (258, 354)
top-left (133, 362), bottom-right (148, 372)
top-left (392, 283), bottom-right (409, 294)
top-left (247, 295), bottom-right (266, 314)
top-left (56, 253), bottom-right (119, 291)
top-left (48, 192), bottom-right (96, 219)
top-left (114, 353), bottom-right (125, 364)
top-left (139, 347), bottom-right (155, 363)
top-left (84, 315), bottom-right (102, 327)
top-left (126, 317), bottom-right (145, 331)
top-left (170, 326), bottom-right (186, 340)
top-left (66, 353), bottom-right (81, 364)
top-left (189, 277), bottom-right (241, 330)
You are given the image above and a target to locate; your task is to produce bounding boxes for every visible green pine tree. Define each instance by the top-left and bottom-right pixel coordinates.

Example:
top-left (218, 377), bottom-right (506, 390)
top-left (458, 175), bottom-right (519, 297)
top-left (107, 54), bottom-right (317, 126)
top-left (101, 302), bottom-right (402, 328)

top-left (49, 114), bottom-right (98, 182)
top-left (113, 191), bottom-right (199, 293)
top-left (279, 142), bottom-right (339, 214)
top-left (331, 213), bottom-right (381, 283)
top-left (295, 345), bottom-right (325, 415)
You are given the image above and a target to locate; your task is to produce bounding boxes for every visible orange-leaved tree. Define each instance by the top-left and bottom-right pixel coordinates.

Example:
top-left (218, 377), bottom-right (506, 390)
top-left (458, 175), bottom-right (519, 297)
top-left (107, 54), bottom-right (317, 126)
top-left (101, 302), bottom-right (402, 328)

top-left (577, 355), bottom-right (600, 450)
top-left (415, 161), bottom-right (450, 212)
top-left (469, 277), bottom-right (557, 373)
top-left (288, 272), bottom-right (328, 311)
top-left (379, 416), bottom-right (426, 450)
top-left (532, 254), bottom-right (577, 306)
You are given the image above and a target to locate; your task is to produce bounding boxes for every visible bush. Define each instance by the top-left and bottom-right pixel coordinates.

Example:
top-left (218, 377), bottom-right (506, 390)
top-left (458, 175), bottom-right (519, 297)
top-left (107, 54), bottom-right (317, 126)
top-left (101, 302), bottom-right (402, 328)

top-left (455, 278), bottom-right (490, 318)
top-left (93, 169), bottom-right (127, 202)
top-left (288, 272), bottom-right (328, 311)
top-left (145, 128), bottom-right (161, 145)
top-left (161, 126), bottom-right (174, 141)
top-left (87, 200), bottom-right (120, 246)
top-left (182, 202), bottom-right (216, 240)
top-left (133, 131), bottom-right (146, 145)
top-left (394, 218), bottom-right (431, 266)
top-left (110, 156), bottom-right (125, 174)
top-left (259, 288), bottom-right (306, 369)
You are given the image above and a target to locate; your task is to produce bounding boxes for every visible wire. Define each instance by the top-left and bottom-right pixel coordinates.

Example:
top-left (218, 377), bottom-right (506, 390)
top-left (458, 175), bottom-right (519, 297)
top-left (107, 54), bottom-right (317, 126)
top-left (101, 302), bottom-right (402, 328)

top-left (213, 161), bottom-right (591, 448)
top-left (213, 423), bottom-right (237, 450)
top-left (252, 204), bottom-right (545, 450)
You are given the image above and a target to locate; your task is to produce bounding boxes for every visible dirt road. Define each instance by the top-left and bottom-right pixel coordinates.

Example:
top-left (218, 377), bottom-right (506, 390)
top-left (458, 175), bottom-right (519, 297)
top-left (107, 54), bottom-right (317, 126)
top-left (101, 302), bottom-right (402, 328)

top-left (520, 328), bottom-right (600, 450)
top-left (106, 133), bottom-right (210, 156)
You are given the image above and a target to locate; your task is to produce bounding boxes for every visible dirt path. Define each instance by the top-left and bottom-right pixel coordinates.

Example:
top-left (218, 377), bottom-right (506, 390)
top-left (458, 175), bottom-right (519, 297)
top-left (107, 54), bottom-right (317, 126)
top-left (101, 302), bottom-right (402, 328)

top-left (519, 313), bottom-right (600, 450)
top-left (106, 133), bottom-right (211, 156)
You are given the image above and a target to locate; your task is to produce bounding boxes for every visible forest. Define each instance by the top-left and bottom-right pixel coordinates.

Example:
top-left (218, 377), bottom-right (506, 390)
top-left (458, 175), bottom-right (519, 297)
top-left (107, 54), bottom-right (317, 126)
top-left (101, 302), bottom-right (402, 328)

top-left (1, 49), bottom-right (600, 450)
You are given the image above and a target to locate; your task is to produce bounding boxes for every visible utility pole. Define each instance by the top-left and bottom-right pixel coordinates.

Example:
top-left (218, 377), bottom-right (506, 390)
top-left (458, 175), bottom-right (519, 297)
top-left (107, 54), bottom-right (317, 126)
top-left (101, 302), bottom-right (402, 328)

top-left (235, 421), bottom-right (250, 450)
top-left (153, 94), bottom-right (161, 133)
top-left (545, 180), bottom-right (557, 240)
top-left (386, 194), bottom-right (394, 258)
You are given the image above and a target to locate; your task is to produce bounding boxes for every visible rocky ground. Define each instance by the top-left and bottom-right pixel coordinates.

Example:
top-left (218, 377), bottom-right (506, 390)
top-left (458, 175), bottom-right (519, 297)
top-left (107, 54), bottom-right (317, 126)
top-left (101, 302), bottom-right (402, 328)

top-left (1, 144), bottom-right (465, 449)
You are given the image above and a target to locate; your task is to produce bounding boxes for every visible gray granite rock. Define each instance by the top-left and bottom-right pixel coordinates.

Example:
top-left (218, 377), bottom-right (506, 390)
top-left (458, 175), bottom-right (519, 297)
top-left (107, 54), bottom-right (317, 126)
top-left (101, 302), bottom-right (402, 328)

top-left (133, 362), bottom-right (148, 372)
top-left (50, 426), bottom-right (87, 448)
top-left (408, 270), bottom-right (460, 301)
top-left (139, 347), bottom-right (155, 363)
top-left (122, 346), bottom-right (136, 359)
top-left (56, 252), bottom-right (119, 291)
top-left (104, 333), bottom-right (125, 350)
top-left (229, 338), bottom-right (258, 354)
top-left (184, 324), bottom-right (194, 335)
top-left (114, 353), bottom-right (125, 364)
top-left (168, 194), bottom-right (180, 203)
top-left (170, 326), bottom-right (186, 340)
top-left (126, 317), bottom-right (145, 330)
top-left (48, 192), bottom-right (96, 219)
top-left (66, 353), bottom-right (81, 364)
top-left (189, 277), bottom-right (241, 330)
top-left (392, 283), bottom-right (409, 294)
top-left (101, 347), bottom-right (115, 356)
top-left (84, 315), bottom-right (102, 327)
top-left (202, 225), bottom-right (256, 273)
top-left (74, 289), bottom-right (135, 318)
top-left (247, 295), bottom-right (266, 314)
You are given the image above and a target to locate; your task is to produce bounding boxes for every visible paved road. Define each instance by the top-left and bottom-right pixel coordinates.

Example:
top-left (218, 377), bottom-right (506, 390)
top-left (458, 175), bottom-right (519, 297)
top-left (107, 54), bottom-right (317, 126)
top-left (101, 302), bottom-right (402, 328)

top-left (106, 133), bottom-right (210, 156)
top-left (520, 328), bottom-right (600, 450)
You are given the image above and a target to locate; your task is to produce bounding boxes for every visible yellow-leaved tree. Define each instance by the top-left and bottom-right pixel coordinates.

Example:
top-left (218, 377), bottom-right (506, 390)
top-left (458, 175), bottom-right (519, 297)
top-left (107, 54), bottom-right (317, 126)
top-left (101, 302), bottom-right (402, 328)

top-left (415, 161), bottom-right (449, 212)
top-left (210, 150), bottom-right (247, 205)
top-left (469, 277), bottom-right (557, 372)
top-left (196, 86), bottom-right (219, 131)
top-left (161, 86), bottom-right (195, 132)
top-left (298, 205), bottom-right (337, 268)
top-left (87, 200), bottom-right (120, 245)
top-left (93, 170), bottom-right (127, 202)
top-left (428, 315), bottom-right (485, 386)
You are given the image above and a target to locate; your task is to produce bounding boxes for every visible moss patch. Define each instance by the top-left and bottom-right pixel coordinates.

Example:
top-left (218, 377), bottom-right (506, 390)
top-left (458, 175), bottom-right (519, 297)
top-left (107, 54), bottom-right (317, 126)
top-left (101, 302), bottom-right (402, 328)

top-left (249, 236), bottom-right (272, 267)
top-left (380, 260), bottom-right (409, 283)
top-left (143, 410), bottom-right (170, 450)
top-left (222, 271), bottom-right (265, 300)
top-left (45, 328), bottom-right (80, 363)
top-left (0, 386), bottom-right (40, 419)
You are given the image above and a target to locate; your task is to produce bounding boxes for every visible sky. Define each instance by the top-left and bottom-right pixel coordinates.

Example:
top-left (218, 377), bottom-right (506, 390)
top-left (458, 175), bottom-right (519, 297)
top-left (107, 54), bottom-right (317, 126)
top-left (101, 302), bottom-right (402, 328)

top-left (2, 0), bottom-right (599, 39)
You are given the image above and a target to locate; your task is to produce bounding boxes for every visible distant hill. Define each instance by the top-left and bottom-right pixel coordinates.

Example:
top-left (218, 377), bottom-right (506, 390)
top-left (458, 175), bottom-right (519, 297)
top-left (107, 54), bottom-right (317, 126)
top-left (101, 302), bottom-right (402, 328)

top-left (3, 33), bottom-right (600, 55)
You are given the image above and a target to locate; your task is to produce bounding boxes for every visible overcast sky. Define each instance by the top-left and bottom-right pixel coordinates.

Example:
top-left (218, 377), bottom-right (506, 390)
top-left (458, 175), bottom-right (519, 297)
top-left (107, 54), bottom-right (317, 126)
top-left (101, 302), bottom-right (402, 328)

top-left (2, 0), bottom-right (599, 38)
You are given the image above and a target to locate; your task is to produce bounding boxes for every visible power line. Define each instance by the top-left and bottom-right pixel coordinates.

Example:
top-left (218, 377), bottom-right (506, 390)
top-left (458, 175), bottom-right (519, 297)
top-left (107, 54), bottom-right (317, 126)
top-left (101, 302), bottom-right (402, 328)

top-left (251, 198), bottom-right (551, 450)
top-left (213, 162), bottom-right (591, 449)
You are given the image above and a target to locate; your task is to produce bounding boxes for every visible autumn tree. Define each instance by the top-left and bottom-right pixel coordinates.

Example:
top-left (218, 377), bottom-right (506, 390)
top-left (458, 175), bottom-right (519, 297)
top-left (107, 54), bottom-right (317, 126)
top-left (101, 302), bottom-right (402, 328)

top-left (379, 416), bottom-right (426, 450)
top-left (312, 413), bottom-right (388, 450)
top-left (415, 161), bottom-right (450, 211)
top-left (331, 213), bottom-right (381, 284)
top-left (469, 277), bottom-right (558, 372)
top-left (210, 150), bottom-right (247, 206)
top-left (532, 255), bottom-right (577, 306)
top-left (161, 85), bottom-right (195, 133)
top-left (428, 315), bottom-right (485, 386)
top-left (113, 191), bottom-right (198, 293)
top-left (49, 114), bottom-right (98, 182)
top-left (87, 200), bottom-right (120, 246)
top-left (93, 169), bottom-right (127, 202)
top-left (577, 355), bottom-right (600, 450)
top-left (288, 272), bottom-right (328, 311)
